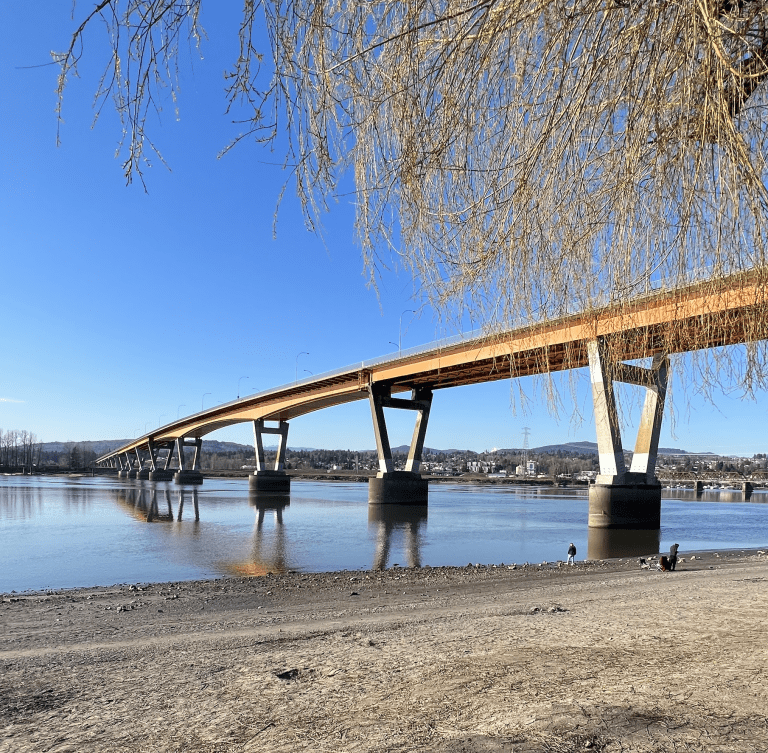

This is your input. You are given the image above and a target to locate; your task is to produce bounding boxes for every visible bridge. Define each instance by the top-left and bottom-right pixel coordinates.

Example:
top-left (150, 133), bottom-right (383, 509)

top-left (656, 469), bottom-right (768, 499)
top-left (98, 270), bottom-right (767, 528)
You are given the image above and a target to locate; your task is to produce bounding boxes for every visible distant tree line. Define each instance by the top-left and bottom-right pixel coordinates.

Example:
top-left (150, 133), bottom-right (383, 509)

top-left (0, 430), bottom-right (100, 470)
top-left (0, 429), bottom-right (42, 468)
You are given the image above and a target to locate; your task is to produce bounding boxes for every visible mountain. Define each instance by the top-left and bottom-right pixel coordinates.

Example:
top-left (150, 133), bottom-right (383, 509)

top-left (504, 441), bottom-right (708, 456)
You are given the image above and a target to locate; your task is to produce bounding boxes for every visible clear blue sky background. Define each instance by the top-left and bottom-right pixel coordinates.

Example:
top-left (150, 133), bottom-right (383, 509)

top-left (2, 2), bottom-right (767, 456)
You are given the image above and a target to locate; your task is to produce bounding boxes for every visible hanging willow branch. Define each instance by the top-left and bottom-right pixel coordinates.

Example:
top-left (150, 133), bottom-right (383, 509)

top-left (54, 0), bottom-right (768, 399)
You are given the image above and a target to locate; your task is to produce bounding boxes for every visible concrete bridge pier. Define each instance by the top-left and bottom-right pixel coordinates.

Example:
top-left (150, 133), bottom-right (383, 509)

top-left (695, 480), bottom-right (704, 496)
top-left (249, 419), bottom-right (291, 494)
top-left (367, 384), bottom-right (432, 505)
top-left (588, 338), bottom-right (668, 529)
top-left (117, 454), bottom-right (129, 479)
top-left (124, 451), bottom-right (139, 479)
top-left (135, 446), bottom-right (151, 480)
top-left (147, 438), bottom-right (175, 481)
top-left (742, 481), bottom-right (753, 500)
top-left (173, 437), bottom-right (204, 484)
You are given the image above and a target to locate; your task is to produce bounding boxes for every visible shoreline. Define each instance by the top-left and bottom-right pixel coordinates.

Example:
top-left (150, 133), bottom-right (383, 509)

top-left (3, 467), bottom-right (580, 487)
top-left (3, 545), bottom-right (765, 598)
top-left (0, 543), bottom-right (768, 605)
top-left (7, 467), bottom-right (767, 491)
top-left (2, 550), bottom-right (767, 751)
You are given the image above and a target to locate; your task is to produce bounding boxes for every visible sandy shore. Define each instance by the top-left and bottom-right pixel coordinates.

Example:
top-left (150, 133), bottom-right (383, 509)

top-left (2, 550), bottom-right (768, 752)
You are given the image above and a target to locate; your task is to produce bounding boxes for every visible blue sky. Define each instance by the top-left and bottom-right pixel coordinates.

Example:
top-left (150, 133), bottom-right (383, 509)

top-left (2, 2), bottom-right (767, 456)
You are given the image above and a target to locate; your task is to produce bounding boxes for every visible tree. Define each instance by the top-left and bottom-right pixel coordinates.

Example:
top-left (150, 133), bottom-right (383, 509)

top-left (69, 444), bottom-right (82, 470)
top-left (53, 1), bottom-right (768, 397)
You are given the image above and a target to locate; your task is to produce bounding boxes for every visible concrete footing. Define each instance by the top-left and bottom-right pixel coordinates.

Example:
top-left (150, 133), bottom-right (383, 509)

top-left (369, 472), bottom-right (429, 505)
top-left (174, 469), bottom-right (204, 485)
top-left (588, 482), bottom-right (662, 529)
top-left (249, 470), bottom-right (291, 494)
top-left (126, 469), bottom-right (139, 479)
top-left (136, 469), bottom-right (151, 480)
top-left (149, 469), bottom-right (175, 482)
top-left (694, 480), bottom-right (704, 496)
top-left (118, 470), bottom-right (129, 479)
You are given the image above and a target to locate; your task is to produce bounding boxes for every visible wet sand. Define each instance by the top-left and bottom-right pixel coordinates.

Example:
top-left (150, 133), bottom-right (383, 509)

top-left (2, 550), bottom-right (767, 752)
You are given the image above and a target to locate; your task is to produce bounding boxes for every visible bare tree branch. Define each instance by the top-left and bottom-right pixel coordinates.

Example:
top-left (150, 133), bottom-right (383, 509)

top-left (52, 0), bottom-right (768, 402)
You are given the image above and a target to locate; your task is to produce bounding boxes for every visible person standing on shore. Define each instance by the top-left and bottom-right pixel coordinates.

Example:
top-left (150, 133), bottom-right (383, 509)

top-left (567, 543), bottom-right (576, 565)
top-left (669, 543), bottom-right (679, 571)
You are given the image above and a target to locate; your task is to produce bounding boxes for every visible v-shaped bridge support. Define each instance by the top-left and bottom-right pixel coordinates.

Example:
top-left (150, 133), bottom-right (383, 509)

top-left (253, 419), bottom-right (289, 472)
top-left (368, 384), bottom-right (433, 475)
top-left (368, 384), bottom-right (432, 504)
top-left (249, 419), bottom-right (291, 494)
top-left (588, 337), bottom-right (668, 528)
top-left (172, 437), bottom-right (204, 484)
top-left (588, 337), bottom-right (669, 484)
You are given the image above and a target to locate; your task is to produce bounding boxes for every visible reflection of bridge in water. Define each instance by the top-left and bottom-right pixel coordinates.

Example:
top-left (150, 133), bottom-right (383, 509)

top-left (222, 492), bottom-right (292, 576)
top-left (112, 483), bottom-right (199, 523)
top-left (102, 482), bottom-right (705, 569)
top-left (369, 504), bottom-right (427, 570)
top-left (107, 484), bottom-right (435, 572)
top-left (587, 528), bottom-right (661, 560)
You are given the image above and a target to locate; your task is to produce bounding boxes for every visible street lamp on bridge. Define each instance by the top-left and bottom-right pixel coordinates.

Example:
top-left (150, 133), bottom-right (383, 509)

top-left (399, 309), bottom-right (415, 354)
top-left (295, 352), bottom-right (309, 383)
top-left (201, 393), bottom-right (211, 411)
top-left (237, 376), bottom-right (249, 399)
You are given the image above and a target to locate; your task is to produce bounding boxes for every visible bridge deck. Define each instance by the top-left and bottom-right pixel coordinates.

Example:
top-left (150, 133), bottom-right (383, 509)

top-left (98, 271), bottom-right (767, 463)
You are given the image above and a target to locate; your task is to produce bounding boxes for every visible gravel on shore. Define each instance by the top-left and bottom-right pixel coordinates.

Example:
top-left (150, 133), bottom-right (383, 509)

top-left (2, 549), bottom-right (767, 752)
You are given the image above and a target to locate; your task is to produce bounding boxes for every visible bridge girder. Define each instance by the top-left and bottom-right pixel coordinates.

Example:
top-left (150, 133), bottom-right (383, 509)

top-left (97, 271), bottom-right (768, 467)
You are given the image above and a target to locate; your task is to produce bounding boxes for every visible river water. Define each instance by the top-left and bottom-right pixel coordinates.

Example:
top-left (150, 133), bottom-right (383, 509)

top-left (2, 475), bottom-right (767, 592)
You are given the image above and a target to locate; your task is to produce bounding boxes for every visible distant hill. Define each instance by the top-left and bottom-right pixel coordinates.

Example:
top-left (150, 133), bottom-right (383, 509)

top-left (43, 438), bottom-right (714, 457)
top-left (41, 439), bottom-right (314, 455)
top-left (389, 445), bottom-right (465, 455)
top-left (41, 439), bottom-right (135, 455)
top-left (492, 441), bottom-right (707, 456)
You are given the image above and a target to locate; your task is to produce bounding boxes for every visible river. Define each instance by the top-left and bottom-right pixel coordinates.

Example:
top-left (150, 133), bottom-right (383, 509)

top-left (1, 475), bottom-right (767, 592)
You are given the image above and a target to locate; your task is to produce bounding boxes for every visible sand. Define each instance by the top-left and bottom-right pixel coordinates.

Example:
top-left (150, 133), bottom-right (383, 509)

top-left (2, 550), bottom-right (768, 752)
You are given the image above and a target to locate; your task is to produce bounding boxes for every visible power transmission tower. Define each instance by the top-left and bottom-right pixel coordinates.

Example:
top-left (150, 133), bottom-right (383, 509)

top-left (522, 427), bottom-right (531, 477)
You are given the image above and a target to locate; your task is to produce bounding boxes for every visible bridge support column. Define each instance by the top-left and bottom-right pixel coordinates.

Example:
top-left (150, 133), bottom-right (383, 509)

top-left (125, 451), bottom-right (139, 479)
top-left (147, 438), bottom-right (175, 481)
top-left (742, 481), bottom-right (753, 500)
top-left (249, 419), bottom-right (291, 493)
top-left (174, 437), bottom-right (204, 484)
top-left (135, 447), bottom-right (151, 480)
top-left (368, 384), bottom-right (432, 505)
top-left (694, 480), bottom-right (704, 496)
top-left (588, 338), bottom-right (668, 529)
top-left (117, 454), bottom-right (129, 479)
